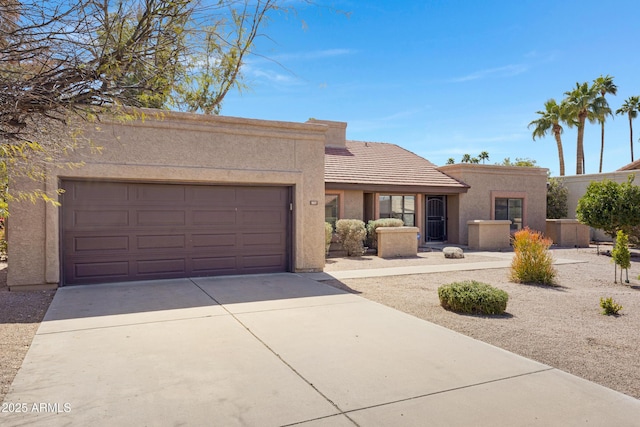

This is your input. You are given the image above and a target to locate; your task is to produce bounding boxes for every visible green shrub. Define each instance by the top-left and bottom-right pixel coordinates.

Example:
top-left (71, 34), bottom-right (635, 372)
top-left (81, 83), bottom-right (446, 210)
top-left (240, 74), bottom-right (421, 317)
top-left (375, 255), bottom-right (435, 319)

top-left (438, 281), bottom-right (509, 315)
top-left (324, 222), bottom-right (333, 255)
top-left (335, 219), bottom-right (366, 256)
top-left (600, 297), bottom-right (623, 315)
top-left (510, 227), bottom-right (557, 285)
top-left (366, 218), bottom-right (404, 249)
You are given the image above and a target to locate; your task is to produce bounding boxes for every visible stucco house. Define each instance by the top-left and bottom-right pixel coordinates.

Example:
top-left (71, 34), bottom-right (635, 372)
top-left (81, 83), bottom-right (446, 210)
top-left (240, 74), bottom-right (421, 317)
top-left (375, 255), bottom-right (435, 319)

top-left (8, 114), bottom-right (549, 289)
top-left (317, 119), bottom-right (548, 247)
top-left (9, 112), bottom-right (327, 289)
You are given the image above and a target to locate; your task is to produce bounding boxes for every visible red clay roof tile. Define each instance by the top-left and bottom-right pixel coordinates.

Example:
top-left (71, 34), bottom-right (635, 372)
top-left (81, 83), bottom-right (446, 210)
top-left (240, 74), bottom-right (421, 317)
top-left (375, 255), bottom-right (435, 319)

top-left (325, 141), bottom-right (467, 189)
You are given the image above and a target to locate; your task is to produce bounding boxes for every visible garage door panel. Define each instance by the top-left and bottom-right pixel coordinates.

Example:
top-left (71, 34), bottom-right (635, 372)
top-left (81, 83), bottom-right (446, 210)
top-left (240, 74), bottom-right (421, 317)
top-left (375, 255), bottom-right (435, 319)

top-left (72, 181), bottom-right (130, 202)
top-left (241, 210), bottom-right (284, 226)
top-left (136, 210), bottom-right (186, 226)
top-left (243, 232), bottom-right (285, 247)
top-left (61, 181), bottom-right (290, 285)
top-left (237, 187), bottom-right (287, 206)
top-left (192, 210), bottom-right (237, 225)
top-left (74, 261), bottom-right (130, 279)
top-left (192, 233), bottom-right (237, 248)
top-left (191, 256), bottom-right (237, 274)
top-left (72, 210), bottom-right (130, 228)
top-left (191, 186), bottom-right (236, 203)
top-left (136, 258), bottom-right (186, 275)
top-left (74, 235), bottom-right (130, 252)
top-left (136, 184), bottom-right (186, 202)
top-left (242, 254), bottom-right (286, 270)
top-left (136, 235), bottom-right (186, 250)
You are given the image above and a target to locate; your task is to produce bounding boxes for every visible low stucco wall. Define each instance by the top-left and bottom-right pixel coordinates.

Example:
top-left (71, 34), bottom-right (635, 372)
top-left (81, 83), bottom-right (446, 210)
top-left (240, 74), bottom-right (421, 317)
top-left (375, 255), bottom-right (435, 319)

top-left (8, 111), bottom-right (327, 289)
top-left (467, 220), bottom-right (511, 250)
top-left (439, 164), bottom-right (548, 245)
top-left (376, 227), bottom-right (419, 258)
top-left (545, 219), bottom-right (590, 248)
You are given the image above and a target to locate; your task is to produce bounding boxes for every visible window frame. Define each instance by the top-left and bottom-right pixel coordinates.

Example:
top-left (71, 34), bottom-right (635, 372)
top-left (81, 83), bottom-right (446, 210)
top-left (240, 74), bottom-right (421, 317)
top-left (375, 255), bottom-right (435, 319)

top-left (491, 191), bottom-right (527, 231)
top-left (325, 192), bottom-right (343, 230)
top-left (378, 194), bottom-right (416, 226)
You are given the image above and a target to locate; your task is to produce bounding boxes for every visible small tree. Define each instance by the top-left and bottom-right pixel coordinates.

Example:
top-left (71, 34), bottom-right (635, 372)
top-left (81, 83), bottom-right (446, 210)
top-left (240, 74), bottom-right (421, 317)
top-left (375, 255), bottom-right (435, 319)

top-left (576, 175), bottom-right (640, 238)
top-left (611, 230), bottom-right (631, 283)
top-left (547, 177), bottom-right (568, 219)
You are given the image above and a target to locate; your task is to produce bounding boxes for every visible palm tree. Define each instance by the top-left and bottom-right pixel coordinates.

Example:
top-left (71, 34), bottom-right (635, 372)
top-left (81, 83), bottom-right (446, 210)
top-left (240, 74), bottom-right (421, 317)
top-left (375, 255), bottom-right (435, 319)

top-left (593, 75), bottom-right (617, 173)
top-left (478, 151), bottom-right (489, 164)
top-left (564, 82), bottom-right (607, 175)
top-left (616, 96), bottom-right (640, 162)
top-left (460, 153), bottom-right (471, 163)
top-left (528, 99), bottom-right (570, 176)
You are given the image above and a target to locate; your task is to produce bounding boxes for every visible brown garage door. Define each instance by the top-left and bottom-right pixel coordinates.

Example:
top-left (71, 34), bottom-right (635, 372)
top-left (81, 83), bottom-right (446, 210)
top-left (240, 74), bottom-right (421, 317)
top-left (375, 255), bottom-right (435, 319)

top-left (61, 180), bottom-right (291, 285)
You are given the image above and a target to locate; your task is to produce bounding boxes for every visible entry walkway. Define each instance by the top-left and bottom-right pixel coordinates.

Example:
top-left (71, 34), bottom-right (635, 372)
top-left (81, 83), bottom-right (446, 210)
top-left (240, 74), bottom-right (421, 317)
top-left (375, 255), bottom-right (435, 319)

top-left (304, 251), bottom-right (587, 281)
top-left (2, 274), bottom-right (638, 426)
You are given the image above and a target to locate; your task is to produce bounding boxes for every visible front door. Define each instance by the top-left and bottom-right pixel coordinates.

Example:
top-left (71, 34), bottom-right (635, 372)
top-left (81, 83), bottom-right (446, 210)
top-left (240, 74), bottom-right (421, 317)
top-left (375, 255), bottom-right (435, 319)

top-left (426, 196), bottom-right (446, 241)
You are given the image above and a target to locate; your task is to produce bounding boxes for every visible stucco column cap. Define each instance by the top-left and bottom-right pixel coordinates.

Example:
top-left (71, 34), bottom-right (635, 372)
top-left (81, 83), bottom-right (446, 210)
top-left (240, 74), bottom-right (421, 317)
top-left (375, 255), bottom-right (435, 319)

top-left (376, 226), bottom-right (420, 234)
top-left (467, 220), bottom-right (512, 225)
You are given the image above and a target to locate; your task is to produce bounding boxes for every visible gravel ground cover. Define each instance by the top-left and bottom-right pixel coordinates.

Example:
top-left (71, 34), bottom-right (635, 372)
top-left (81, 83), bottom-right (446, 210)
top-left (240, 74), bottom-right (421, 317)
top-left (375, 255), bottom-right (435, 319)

top-left (0, 264), bottom-right (55, 403)
top-left (324, 246), bottom-right (640, 400)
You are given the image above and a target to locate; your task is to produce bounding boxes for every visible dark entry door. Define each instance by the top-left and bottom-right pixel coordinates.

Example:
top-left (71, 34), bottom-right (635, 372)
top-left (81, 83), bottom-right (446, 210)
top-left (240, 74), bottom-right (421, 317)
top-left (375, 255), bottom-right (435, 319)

top-left (426, 196), bottom-right (446, 241)
top-left (61, 180), bottom-right (291, 285)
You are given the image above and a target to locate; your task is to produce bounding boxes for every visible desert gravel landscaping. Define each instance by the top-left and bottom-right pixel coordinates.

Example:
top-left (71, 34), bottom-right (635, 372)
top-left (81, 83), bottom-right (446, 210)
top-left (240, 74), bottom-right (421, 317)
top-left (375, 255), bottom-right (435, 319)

top-left (324, 246), bottom-right (640, 400)
top-left (0, 264), bottom-right (55, 403)
top-left (1, 246), bottom-right (638, 405)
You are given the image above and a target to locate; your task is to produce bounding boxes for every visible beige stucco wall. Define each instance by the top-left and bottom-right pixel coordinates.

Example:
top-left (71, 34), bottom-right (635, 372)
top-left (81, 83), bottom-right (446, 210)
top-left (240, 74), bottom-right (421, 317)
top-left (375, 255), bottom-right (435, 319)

top-left (8, 111), bottom-right (327, 289)
top-left (560, 171), bottom-right (637, 242)
top-left (376, 227), bottom-right (419, 257)
top-left (343, 190), bottom-right (364, 219)
top-left (439, 164), bottom-right (548, 245)
top-left (467, 220), bottom-right (512, 250)
top-left (545, 219), bottom-right (590, 247)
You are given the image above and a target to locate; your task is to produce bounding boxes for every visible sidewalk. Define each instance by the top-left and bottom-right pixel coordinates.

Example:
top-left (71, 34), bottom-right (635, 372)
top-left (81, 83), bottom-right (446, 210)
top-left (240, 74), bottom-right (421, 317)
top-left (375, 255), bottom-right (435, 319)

top-left (303, 250), bottom-right (587, 281)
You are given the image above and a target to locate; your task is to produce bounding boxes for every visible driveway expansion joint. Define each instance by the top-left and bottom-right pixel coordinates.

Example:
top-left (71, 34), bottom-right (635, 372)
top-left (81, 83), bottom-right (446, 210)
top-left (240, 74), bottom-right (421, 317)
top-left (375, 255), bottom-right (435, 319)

top-left (343, 367), bottom-right (557, 416)
top-left (189, 279), bottom-right (361, 426)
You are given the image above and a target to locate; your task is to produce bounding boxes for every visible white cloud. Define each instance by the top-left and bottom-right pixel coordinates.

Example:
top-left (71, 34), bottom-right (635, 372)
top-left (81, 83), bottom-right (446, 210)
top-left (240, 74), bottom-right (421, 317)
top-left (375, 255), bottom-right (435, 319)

top-left (448, 64), bottom-right (529, 83)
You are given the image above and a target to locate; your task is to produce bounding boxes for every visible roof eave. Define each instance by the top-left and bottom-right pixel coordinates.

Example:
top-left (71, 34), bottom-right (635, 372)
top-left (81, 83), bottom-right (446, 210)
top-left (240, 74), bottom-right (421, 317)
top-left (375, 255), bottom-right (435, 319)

top-left (325, 182), bottom-right (469, 194)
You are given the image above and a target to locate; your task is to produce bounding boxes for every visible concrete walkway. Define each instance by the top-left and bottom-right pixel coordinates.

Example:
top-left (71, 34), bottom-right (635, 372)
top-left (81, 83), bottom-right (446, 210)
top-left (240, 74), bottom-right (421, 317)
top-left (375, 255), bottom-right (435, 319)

top-left (306, 251), bottom-right (587, 281)
top-left (2, 273), bottom-right (639, 426)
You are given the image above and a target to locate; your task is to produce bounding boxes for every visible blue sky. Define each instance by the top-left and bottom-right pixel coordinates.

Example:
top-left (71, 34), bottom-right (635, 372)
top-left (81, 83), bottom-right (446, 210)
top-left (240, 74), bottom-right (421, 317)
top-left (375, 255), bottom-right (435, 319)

top-left (221, 0), bottom-right (640, 176)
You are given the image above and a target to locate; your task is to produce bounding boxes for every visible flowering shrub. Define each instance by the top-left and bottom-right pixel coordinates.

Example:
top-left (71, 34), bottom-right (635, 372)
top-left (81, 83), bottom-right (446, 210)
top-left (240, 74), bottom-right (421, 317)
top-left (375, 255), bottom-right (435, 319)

top-left (510, 227), bottom-right (556, 285)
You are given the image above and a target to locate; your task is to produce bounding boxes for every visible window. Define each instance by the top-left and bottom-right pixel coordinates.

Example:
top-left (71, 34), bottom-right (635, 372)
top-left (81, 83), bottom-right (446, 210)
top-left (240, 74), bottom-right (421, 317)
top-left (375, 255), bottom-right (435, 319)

top-left (325, 194), bottom-right (339, 229)
top-left (379, 195), bottom-right (415, 226)
top-left (495, 198), bottom-right (522, 231)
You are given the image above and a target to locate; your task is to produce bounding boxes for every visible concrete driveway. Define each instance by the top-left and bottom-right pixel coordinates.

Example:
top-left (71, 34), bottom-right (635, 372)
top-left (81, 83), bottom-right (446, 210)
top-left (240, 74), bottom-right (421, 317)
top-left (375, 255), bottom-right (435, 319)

top-left (2, 273), bottom-right (639, 426)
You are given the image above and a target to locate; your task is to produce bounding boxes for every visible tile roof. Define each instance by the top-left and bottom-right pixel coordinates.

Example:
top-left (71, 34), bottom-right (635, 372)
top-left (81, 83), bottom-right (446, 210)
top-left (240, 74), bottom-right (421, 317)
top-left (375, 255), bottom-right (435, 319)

top-left (325, 141), bottom-right (468, 190)
top-left (617, 159), bottom-right (640, 171)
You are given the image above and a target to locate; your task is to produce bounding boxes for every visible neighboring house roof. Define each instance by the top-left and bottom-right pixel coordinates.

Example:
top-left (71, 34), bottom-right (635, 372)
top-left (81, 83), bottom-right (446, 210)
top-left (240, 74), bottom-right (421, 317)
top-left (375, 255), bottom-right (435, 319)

top-left (617, 159), bottom-right (640, 171)
top-left (325, 141), bottom-right (469, 193)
